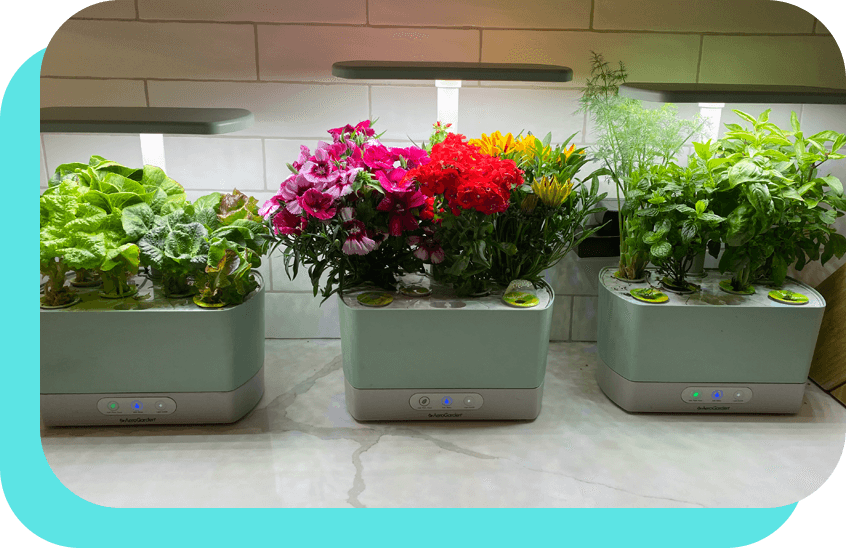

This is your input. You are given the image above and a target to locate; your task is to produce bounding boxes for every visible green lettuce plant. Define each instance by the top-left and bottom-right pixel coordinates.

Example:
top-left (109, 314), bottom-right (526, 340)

top-left (138, 207), bottom-right (211, 297)
top-left (193, 190), bottom-right (272, 306)
top-left (695, 109), bottom-right (846, 291)
top-left (40, 182), bottom-right (107, 306)
top-left (578, 52), bottom-right (706, 280)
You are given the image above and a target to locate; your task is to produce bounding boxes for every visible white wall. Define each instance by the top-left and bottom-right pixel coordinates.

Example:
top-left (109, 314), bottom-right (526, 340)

top-left (40, 0), bottom-right (846, 339)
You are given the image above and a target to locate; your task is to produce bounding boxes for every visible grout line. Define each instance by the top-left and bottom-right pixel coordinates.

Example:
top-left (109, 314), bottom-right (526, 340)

top-left (134, 0), bottom-right (140, 20)
top-left (41, 134), bottom-right (50, 181)
top-left (812, 18), bottom-right (818, 34)
top-left (366, 0), bottom-right (370, 25)
top-left (695, 35), bottom-right (704, 84)
top-left (799, 104), bottom-right (805, 126)
top-left (589, 0), bottom-right (595, 30)
top-left (253, 24), bottom-right (261, 81)
top-left (582, 112), bottom-right (588, 142)
top-left (367, 86), bottom-right (372, 120)
top-left (568, 295), bottom-right (575, 341)
top-left (478, 29), bottom-right (483, 62)
top-left (143, 80), bottom-right (150, 106)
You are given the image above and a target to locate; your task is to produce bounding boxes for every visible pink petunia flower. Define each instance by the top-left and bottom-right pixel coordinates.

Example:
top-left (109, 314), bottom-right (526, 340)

top-left (363, 143), bottom-right (394, 172)
top-left (376, 187), bottom-right (426, 236)
top-left (297, 188), bottom-right (337, 220)
top-left (342, 219), bottom-right (377, 255)
top-left (291, 145), bottom-right (311, 172)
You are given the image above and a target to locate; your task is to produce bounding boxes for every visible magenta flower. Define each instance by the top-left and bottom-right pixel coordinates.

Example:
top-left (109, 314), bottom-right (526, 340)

top-left (390, 146), bottom-right (430, 169)
top-left (342, 219), bottom-right (377, 255)
top-left (279, 173), bottom-right (314, 214)
top-left (291, 145), bottom-right (311, 172)
top-left (375, 168), bottom-right (411, 193)
top-left (377, 188), bottom-right (426, 236)
top-left (297, 188), bottom-right (337, 220)
top-left (272, 208), bottom-right (307, 236)
top-left (301, 148), bottom-right (340, 187)
top-left (259, 194), bottom-right (284, 218)
top-left (354, 120), bottom-right (376, 137)
top-left (324, 167), bottom-right (361, 199)
top-left (328, 123), bottom-right (357, 143)
top-left (363, 144), bottom-right (394, 171)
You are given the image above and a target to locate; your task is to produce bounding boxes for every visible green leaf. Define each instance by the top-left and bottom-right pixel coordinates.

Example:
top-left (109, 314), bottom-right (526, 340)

top-left (121, 202), bottom-right (155, 242)
top-left (698, 212), bottom-right (726, 223)
top-left (790, 111), bottom-right (801, 133)
top-left (693, 141), bottom-right (711, 161)
top-left (102, 243), bottom-right (140, 272)
top-left (650, 241), bottom-right (672, 259)
top-left (681, 220), bottom-right (697, 244)
top-left (695, 199), bottom-right (708, 215)
top-left (733, 109), bottom-right (757, 124)
top-left (746, 183), bottom-right (774, 217)
top-left (818, 176), bottom-right (843, 196)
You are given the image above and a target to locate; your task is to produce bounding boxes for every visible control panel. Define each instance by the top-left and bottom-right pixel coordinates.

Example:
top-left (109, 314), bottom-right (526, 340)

top-left (682, 387), bottom-right (753, 404)
top-left (409, 393), bottom-right (484, 411)
top-left (97, 397), bottom-right (177, 415)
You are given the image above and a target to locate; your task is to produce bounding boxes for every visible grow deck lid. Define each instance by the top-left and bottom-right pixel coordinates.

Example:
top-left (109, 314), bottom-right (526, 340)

top-left (600, 268), bottom-right (824, 308)
top-left (340, 274), bottom-right (553, 310)
top-left (619, 83), bottom-right (846, 104)
top-left (40, 107), bottom-right (254, 134)
top-left (332, 61), bottom-right (573, 82)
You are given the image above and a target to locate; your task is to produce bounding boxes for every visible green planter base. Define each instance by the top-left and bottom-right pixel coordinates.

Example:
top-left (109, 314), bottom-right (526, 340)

top-left (40, 272), bottom-right (265, 426)
top-left (339, 276), bottom-right (554, 421)
top-left (597, 268), bottom-right (825, 414)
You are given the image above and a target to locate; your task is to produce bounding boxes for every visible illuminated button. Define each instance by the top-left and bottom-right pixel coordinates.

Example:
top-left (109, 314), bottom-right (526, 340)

top-left (107, 401), bottom-right (119, 411)
top-left (691, 392), bottom-right (700, 398)
top-left (155, 401), bottom-right (166, 410)
top-left (464, 396), bottom-right (474, 406)
top-left (442, 397), bottom-right (452, 406)
top-left (712, 390), bottom-right (723, 399)
top-left (131, 400), bottom-right (143, 411)
top-left (418, 396), bottom-right (430, 406)
top-left (734, 391), bottom-right (743, 399)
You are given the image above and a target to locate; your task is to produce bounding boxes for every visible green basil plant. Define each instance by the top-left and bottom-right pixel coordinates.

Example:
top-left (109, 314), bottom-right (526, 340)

top-left (692, 109), bottom-right (846, 292)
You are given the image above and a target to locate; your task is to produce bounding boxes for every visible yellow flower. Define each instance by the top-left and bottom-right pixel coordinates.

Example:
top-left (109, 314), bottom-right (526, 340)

top-left (512, 134), bottom-right (551, 163)
top-left (468, 131), bottom-right (516, 156)
top-left (531, 176), bottom-right (573, 207)
top-left (559, 143), bottom-right (584, 163)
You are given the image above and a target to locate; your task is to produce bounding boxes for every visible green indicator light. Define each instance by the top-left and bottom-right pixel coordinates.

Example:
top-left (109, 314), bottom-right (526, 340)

top-left (109, 402), bottom-right (118, 409)
top-left (692, 392), bottom-right (699, 398)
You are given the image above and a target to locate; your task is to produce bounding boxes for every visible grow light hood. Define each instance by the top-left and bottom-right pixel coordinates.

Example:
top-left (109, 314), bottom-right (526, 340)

top-left (331, 61), bottom-right (573, 82)
top-left (332, 61), bottom-right (573, 133)
top-left (40, 107), bottom-right (254, 173)
top-left (40, 107), bottom-right (254, 134)
top-left (618, 83), bottom-right (846, 105)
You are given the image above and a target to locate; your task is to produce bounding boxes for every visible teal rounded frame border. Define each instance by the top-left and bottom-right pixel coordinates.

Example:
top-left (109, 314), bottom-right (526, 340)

top-left (1, 50), bottom-right (797, 548)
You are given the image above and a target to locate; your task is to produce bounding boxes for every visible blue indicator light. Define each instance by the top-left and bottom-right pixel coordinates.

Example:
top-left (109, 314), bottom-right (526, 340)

top-left (131, 400), bottom-right (143, 410)
top-left (443, 397), bottom-right (451, 405)
top-left (712, 391), bottom-right (722, 399)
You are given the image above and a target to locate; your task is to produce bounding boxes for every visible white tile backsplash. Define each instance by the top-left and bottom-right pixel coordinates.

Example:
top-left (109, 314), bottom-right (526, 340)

top-left (139, 0), bottom-right (367, 24)
top-left (458, 88), bottom-right (585, 142)
top-left (40, 79), bottom-right (147, 108)
top-left (369, 0), bottom-right (591, 29)
top-left (42, 134), bottom-right (143, 175)
top-left (42, 21), bottom-right (257, 80)
top-left (265, 292), bottom-right (340, 338)
top-left (593, 0), bottom-right (815, 34)
top-left (264, 139), bottom-right (321, 191)
top-left (147, 81), bottom-right (369, 138)
top-left (570, 296), bottom-right (599, 341)
top-left (545, 255), bottom-right (620, 296)
top-left (269, 251), bottom-right (330, 293)
top-left (550, 296), bottom-right (573, 341)
top-left (257, 26), bottom-right (480, 82)
top-left (700, 35), bottom-right (846, 88)
top-left (72, 0), bottom-right (136, 20)
top-left (40, 138), bottom-right (49, 187)
top-left (370, 86), bottom-right (437, 141)
top-left (162, 136), bottom-right (265, 191)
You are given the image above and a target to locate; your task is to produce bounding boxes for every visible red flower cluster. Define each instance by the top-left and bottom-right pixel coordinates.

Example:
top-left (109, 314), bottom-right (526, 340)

top-left (406, 133), bottom-right (523, 215)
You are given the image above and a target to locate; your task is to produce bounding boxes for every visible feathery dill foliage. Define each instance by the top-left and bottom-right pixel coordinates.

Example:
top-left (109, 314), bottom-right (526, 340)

top-left (578, 52), bottom-right (706, 189)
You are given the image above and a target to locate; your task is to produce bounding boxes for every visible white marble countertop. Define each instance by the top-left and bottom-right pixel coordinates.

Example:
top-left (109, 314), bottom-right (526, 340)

top-left (41, 341), bottom-right (846, 508)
